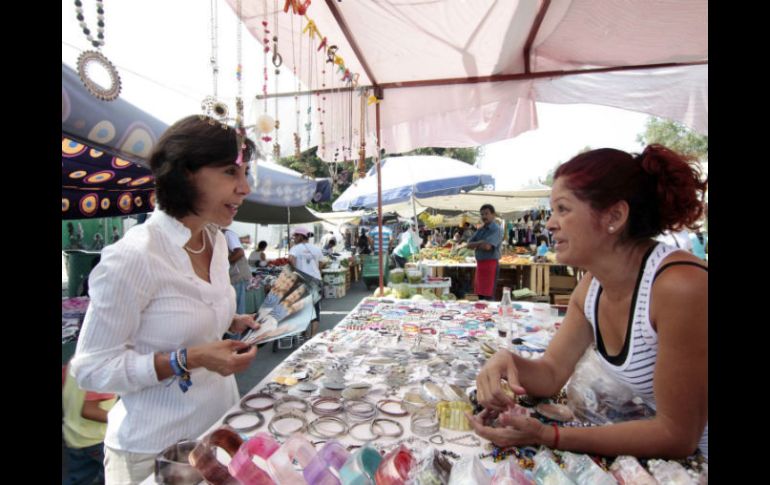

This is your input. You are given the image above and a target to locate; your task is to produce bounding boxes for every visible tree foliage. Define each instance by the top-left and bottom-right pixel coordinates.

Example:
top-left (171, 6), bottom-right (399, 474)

top-left (636, 117), bottom-right (708, 161)
top-left (276, 146), bottom-right (483, 212)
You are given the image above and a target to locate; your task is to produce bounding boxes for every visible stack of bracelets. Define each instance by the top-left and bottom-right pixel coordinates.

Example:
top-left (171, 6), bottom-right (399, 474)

top-left (168, 348), bottom-right (191, 392)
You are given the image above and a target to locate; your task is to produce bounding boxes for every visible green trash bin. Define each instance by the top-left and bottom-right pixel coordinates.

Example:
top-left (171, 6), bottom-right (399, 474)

top-left (64, 250), bottom-right (102, 297)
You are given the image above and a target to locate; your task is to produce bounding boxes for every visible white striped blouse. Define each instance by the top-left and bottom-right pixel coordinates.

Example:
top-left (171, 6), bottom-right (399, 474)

top-left (584, 242), bottom-right (708, 458)
top-left (70, 208), bottom-right (239, 454)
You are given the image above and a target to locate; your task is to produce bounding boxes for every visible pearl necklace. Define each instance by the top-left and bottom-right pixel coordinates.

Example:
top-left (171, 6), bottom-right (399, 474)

top-left (185, 231), bottom-right (207, 255)
top-left (74, 0), bottom-right (105, 49)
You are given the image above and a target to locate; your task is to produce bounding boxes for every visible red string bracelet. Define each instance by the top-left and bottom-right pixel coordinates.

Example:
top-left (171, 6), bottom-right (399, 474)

top-left (552, 423), bottom-right (560, 449)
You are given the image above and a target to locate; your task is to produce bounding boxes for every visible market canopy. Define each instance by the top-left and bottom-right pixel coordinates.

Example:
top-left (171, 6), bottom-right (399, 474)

top-left (232, 0), bottom-right (707, 161)
top-left (234, 202), bottom-right (320, 224)
top-left (332, 156), bottom-right (494, 211)
top-left (378, 188), bottom-right (550, 219)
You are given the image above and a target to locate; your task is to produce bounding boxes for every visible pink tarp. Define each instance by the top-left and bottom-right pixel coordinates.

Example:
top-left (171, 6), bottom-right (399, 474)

top-left (229, 0), bottom-right (707, 161)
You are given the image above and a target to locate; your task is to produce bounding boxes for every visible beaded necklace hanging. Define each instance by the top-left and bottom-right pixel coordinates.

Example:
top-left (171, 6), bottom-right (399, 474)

top-left (201, 0), bottom-right (229, 124)
top-left (234, 0), bottom-right (249, 168)
top-left (75, 0), bottom-right (121, 101)
top-left (291, 14), bottom-right (302, 158)
top-left (256, 0), bottom-right (277, 144)
top-left (272, 0), bottom-right (282, 159)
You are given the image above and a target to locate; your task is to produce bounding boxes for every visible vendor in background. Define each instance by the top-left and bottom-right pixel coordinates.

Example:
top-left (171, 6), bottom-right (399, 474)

top-left (288, 227), bottom-right (323, 337)
top-left (461, 222), bottom-right (475, 242)
top-left (70, 115), bottom-right (261, 484)
top-left (469, 145), bottom-right (708, 460)
top-left (452, 229), bottom-right (463, 244)
top-left (356, 228), bottom-right (371, 255)
top-left (323, 237), bottom-right (338, 257)
top-left (465, 204), bottom-right (503, 300)
top-left (224, 227), bottom-right (251, 315)
top-left (344, 228), bottom-right (353, 251)
top-left (248, 240), bottom-right (269, 268)
top-left (393, 223), bottom-right (420, 268)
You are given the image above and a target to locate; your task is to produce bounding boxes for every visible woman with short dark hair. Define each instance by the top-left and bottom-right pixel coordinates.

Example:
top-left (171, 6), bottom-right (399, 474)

top-left (71, 115), bottom-right (263, 483)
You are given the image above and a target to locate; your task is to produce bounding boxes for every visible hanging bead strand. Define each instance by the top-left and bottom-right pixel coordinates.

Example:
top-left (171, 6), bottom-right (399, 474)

top-left (74, 0), bottom-right (104, 49)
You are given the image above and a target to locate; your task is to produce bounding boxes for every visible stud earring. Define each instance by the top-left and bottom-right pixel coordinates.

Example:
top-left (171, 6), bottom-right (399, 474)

top-left (609, 226), bottom-right (615, 233)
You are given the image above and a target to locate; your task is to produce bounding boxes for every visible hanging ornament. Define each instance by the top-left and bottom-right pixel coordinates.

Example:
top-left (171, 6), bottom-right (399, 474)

top-left (283, 0), bottom-right (311, 15)
top-left (257, 0), bottom-right (276, 143)
top-left (257, 114), bottom-right (276, 136)
top-left (201, 0), bottom-right (228, 124)
top-left (75, 0), bottom-right (121, 101)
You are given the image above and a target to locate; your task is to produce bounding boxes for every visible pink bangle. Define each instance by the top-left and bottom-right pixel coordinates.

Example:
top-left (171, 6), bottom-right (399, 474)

top-left (189, 427), bottom-right (243, 485)
top-left (228, 432), bottom-right (280, 484)
top-left (267, 433), bottom-right (317, 483)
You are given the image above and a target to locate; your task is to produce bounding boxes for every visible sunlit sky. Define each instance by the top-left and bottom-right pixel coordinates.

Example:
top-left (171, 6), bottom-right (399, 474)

top-left (62, 0), bottom-right (655, 191)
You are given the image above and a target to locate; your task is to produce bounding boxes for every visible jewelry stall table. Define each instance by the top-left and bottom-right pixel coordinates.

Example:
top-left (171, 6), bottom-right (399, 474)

top-left (141, 298), bottom-right (706, 483)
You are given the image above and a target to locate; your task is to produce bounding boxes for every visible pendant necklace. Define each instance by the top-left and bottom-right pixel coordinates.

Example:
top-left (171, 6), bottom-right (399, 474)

top-left (75, 0), bottom-right (121, 101)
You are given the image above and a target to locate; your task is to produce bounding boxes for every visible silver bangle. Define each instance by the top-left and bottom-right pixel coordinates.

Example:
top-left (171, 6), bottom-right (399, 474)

top-left (268, 411), bottom-right (308, 438)
top-left (411, 416), bottom-right (440, 436)
top-left (349, 420), bottom-right (380, 442)
top-left (310, 397), bottom-right (344, 416)
top-left (308, 416), bottom-right (349, 439)
top-left (370, 418), bottom-right (404, 438)
top-left (344, 400), bottom-right (377, 421)
top-left (273, 395), bottom-right (310, 414)
top-left (240, 392), bottom-right (275, 412)
top-left (376, 399), bottom-right (408, 417)
top-left (223, 410), bottom-right (265, 432)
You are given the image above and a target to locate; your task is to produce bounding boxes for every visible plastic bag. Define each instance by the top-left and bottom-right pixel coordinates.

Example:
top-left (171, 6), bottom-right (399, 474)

top-left (532, 448), bottom-right (576, 485)
top-left (647, 460), bottom-right (698, 485)
top-left (406, 448), bottom-right (452, 485)
top-left (560, 451), bottom-right (618, 485)
top-left (609, 456), bottom-right (658, 485)
top-left (447, 455), bottom-right (491, 485)
top-left (566, 348), bottom-right (656, 425)
top-left (490, 457), bottom-right (534, 485)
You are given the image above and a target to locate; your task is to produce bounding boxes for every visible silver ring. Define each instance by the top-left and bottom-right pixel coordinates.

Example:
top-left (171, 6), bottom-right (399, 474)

top-left (349, 420), bottom-right (379, 441)
top-left (311, 397), bottom-right (344, 416)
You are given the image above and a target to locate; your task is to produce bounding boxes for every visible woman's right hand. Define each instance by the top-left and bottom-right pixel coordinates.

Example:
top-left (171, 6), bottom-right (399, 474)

top-left (188, 340), bottom-right (257, 376)
top-left (476, 349), bottom-right (527, 411)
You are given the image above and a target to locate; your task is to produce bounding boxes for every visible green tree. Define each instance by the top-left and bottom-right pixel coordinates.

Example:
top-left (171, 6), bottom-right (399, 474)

top-left (390, 146), bottom-right (483, 165)
top-left (637, 117), bottom-right (708, 161)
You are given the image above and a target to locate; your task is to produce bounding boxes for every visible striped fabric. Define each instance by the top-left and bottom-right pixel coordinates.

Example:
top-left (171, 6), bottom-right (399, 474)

top-left (584, 242), bottom-right (708, 458)
top-left (70, 208), bottom-right (240, 454)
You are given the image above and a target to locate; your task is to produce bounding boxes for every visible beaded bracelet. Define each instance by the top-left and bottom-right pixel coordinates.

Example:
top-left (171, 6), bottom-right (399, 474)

top-left (311, 397), bottom-right (344, 416)
top-left (273, 395), bottom-right (310, 414)
top-left (308, 416), bottom-right (349, 439)
top-left (268, 411), bottom-right (308, 438)
top-left (370, 418), bottom-right (404, 438)
top-left (222, 410), bottom-right (265, 433)
top-left (240, 392), bottom-right (275, 412)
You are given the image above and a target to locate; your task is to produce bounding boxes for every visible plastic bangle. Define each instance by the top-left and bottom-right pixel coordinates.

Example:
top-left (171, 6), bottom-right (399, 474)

top-left (374, 444), bottom-right (414, 485)
top-left (154, 439), bottom-right (205, 485)
top-left (222, 410), bottom-right (265, 433)
top-left (189, 427), bottom-right (243, 485)
top-left (267, 434), bottom-right (316, 484)
top-left (227, 432), bottom-right (280, 485)
top-left (339, 445), bottom-right (382, 485)
top-left (240, 392), bottom-right (275, 412)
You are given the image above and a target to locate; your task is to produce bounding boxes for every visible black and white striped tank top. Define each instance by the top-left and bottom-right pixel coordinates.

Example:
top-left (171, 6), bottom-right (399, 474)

top-left (584, 242), bottom-right (708, 458)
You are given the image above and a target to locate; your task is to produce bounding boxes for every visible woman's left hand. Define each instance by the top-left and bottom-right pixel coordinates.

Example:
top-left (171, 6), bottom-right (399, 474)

top-left (465, 409), bottom-right (551, 448)
top-left (230, 314), bottom-right (260, 334)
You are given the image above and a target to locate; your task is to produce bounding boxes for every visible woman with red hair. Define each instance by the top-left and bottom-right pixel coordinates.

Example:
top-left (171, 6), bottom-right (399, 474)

top-left (469, 145), bottom-right (708, 460)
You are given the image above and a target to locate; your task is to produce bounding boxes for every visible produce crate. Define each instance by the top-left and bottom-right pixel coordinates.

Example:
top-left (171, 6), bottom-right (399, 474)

top-left (323, 284), bottom-right (346, 299)
top-left (345, 272), bottom-right (351, 290)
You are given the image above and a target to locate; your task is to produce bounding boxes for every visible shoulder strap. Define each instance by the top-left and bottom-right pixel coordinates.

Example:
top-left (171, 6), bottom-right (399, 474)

top-left (654, 261), bottom-right (708, 280)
